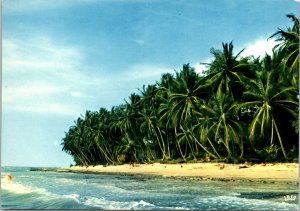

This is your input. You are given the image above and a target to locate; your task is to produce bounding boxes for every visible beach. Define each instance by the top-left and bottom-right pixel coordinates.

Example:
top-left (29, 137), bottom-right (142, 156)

top-left (58, 162), bottom-right (299, 182)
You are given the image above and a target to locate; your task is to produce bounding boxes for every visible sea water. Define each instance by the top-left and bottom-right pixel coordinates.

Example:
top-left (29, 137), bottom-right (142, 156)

top-left (0, 166), bottom-right (298, 210)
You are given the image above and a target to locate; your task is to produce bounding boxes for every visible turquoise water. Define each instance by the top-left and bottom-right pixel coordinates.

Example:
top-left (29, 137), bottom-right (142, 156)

top-left (1, 166), bottom-right (298, 210)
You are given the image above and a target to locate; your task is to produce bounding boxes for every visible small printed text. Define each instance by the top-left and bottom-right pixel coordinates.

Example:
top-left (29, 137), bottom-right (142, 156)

top-left (284, 195), bottom-right (297, 201)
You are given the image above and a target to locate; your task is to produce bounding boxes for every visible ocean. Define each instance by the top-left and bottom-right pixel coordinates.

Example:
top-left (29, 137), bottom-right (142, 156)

top-left (0, 166), bottom-right (298, 210)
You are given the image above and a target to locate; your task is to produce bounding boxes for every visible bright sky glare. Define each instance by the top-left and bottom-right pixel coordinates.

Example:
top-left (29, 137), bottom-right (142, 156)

top-left (2, 0), bottom-right (299, 167)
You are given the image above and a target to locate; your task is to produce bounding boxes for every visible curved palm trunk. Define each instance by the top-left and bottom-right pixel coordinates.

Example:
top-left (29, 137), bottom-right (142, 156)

top-left (272, 119), bottom-right (288, 159)
top-left (74, 151), bottom-right (88, 166)
top-left (151, 128), bottom-right (165, 159)
top-left (186, 137), bottom-right (197, 160)
top-left (78, 150), bottom-right (91, 166)
top-left (184, 142), bottom-right (188, 157)
top-left (156, 126), bottom-right (169, 159)
top-left (95, 138), bottom-right (115, 164)
top-left (166, 132), bottom-right (171, 159)
top-left (207, 137), bottom-right (222, 159)
top-left (147, 147), bottom-right (156, 160)
top-left (223, 118), bottom-right (232, 158)
top-left (239, 137), bottom-right (244, 159)
top-left (105, 146), bottom-right (117, 163)
top-left (187, 132), bottom-right (218, 159)
top-left (174, 127), bottom-right (186, 160)
top-left (149, 123), bottom-right (167, 160)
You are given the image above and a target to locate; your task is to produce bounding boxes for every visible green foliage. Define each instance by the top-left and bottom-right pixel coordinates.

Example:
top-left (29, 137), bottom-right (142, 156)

top-left (61, 14), bottom-right (299, 166)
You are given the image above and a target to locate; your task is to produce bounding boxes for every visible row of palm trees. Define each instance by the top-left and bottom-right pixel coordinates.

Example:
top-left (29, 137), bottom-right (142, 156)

top-left (62, 14), bottom-right (299, 166)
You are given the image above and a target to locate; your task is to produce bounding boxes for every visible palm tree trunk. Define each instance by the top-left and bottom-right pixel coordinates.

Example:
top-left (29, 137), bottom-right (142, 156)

top-left (151, 127), bottom-right (166, 159)
top-left (273, 119), bottom-right (288, 159)
top-left (95, 138), bottom-right (115, 164)
top-left (174, 127), bottom-right (186, 160)
top-left (239, 138), bottom-right (244, 159)
top-left (207, 137), bottom-right (221, 158)
top-left (156, 126), bottom-right (168, 159)
top-left (188, 133), bottom-right (218, 159)
top-left (186, 137), bottom-right (196, 160)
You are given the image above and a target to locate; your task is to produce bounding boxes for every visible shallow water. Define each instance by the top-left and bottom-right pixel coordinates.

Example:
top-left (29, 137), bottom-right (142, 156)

top-left (1, 166), bottom-right (298, 210)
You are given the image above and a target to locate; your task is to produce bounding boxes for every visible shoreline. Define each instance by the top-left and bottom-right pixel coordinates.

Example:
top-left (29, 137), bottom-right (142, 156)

top-left (31, 162), bottom-right (299, 183)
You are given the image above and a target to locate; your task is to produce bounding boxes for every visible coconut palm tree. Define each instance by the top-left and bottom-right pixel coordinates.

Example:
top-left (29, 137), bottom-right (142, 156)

top-left (61, 14), bottom-right (299, 164)
top-left (204, 42), bottom-right (251, 99)
top-left (158, 64), bottom-right (205, 159)
top-left (238, 55), bottom-right (298, 159)
top-left (197, 94), bottom-right (243, 159)
top-left (270, 14), bottom-right (299, 85)
top-left (139, 108), bottom-right (169, 160)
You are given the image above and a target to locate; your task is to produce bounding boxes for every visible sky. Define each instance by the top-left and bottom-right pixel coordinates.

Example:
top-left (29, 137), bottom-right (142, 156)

top-left (2, 0), bottom-right (299, 167)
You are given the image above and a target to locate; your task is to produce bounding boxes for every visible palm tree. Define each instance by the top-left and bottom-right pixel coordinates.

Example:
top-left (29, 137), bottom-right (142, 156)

top-left (138, 84), bottom-right (166, 159)
top-left (270, 14), bottom-right (299, 85)
top-left (139, 108), bottom-right (169, 160)
top-left (61, 15), bottom-right (299, 164)
top-left (117, 134), bottom-right (140, 162)
top-left (159, 64), bottom-right (204, 159)
top-left (139, 84), bottom-right (160, 110)
top-left (238, 55), bottom-right (298, 159)
top-left (62, 126), bottom-right (88, 166)
top-left (195, 94), bottom-right (244, 159)
top-left (204, 42), bottom-right (251, 99)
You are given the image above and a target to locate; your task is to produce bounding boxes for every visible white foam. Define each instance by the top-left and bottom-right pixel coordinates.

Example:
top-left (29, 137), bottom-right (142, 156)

top-left (164, 206), bottom-right (190, 210)
top-left (1, 181), bottom-right (48, 195)
top-left (83, 196), bottom-right (154, 209)
top-left (55, 178), bottom-right (86, 185)
top-left (62, 193), bottom-right (81, 203)
top-left (198, 195), bottom-right (298, 210)
top-left (129, 200), bottom-right (154, 209)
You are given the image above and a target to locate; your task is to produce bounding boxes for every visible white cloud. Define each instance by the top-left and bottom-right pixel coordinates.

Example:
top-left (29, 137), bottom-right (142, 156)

top-left (2, 36), bottom-right (97, 116)
top-left (2, 37), bottom-right (88, 84)
top-left (194, 63), bottom-right (207, 76)
top-left (3, 35), bottom-right (176, 115)
top-left (240, 39), bottom-right (278, 58)
top-left (3, 84), bottom-right (64, 104)
top-left (193, 58), bottom-right (212, 76)
top-left (192, 39), bottom-right (278, 76)
top-left (7, 102), bottom-right (80, 116)
top-left (294, 0), bottom-right (300, 2)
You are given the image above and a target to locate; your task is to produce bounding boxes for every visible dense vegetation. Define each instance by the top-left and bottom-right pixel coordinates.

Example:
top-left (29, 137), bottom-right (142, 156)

top-left (62, 14), bottom-right (299, 166)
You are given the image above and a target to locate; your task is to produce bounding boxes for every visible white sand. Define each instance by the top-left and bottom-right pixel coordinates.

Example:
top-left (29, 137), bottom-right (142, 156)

top-left (64, 162), bottom-right (298, 182)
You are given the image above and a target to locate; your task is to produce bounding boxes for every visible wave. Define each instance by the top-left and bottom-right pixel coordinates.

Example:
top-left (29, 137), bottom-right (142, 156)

top-left (62, 193), bottom-right (81, 203)
top-left (1, 181), bottom-right (49, 195)
top-left (83, 196), bottom-right (154, 209)
top-left (197, 195), bottom-right (298, 210)
top-left (2, 183), bottom-right (154, 210)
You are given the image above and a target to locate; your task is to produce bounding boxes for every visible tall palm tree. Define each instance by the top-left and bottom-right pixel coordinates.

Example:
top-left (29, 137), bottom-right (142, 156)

top-left (270, 14), bottom-right (299, 83)
top-left (159, 64), bottom-right (204, 159)
top-left (239, 56), bottom-right (298, 159)
top-left (195, 94), bottom-right (244, 159)
top-left (139, 108), bottom-right (169, 160)
top-left (204, 42), bottom-right (251, 99)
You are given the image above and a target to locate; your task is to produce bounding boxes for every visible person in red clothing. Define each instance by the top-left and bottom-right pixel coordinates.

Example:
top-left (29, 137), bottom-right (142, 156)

top-left (5, 175), bottom-right (12, 183)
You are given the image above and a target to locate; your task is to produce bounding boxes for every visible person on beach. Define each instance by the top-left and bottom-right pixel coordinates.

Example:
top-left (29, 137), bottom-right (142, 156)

top-left (5, 175), bottom-right (13, 183)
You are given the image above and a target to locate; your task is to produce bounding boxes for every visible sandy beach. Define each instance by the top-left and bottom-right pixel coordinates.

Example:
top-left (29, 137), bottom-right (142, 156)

top-left (57, 162), bottom-right (299, 182)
